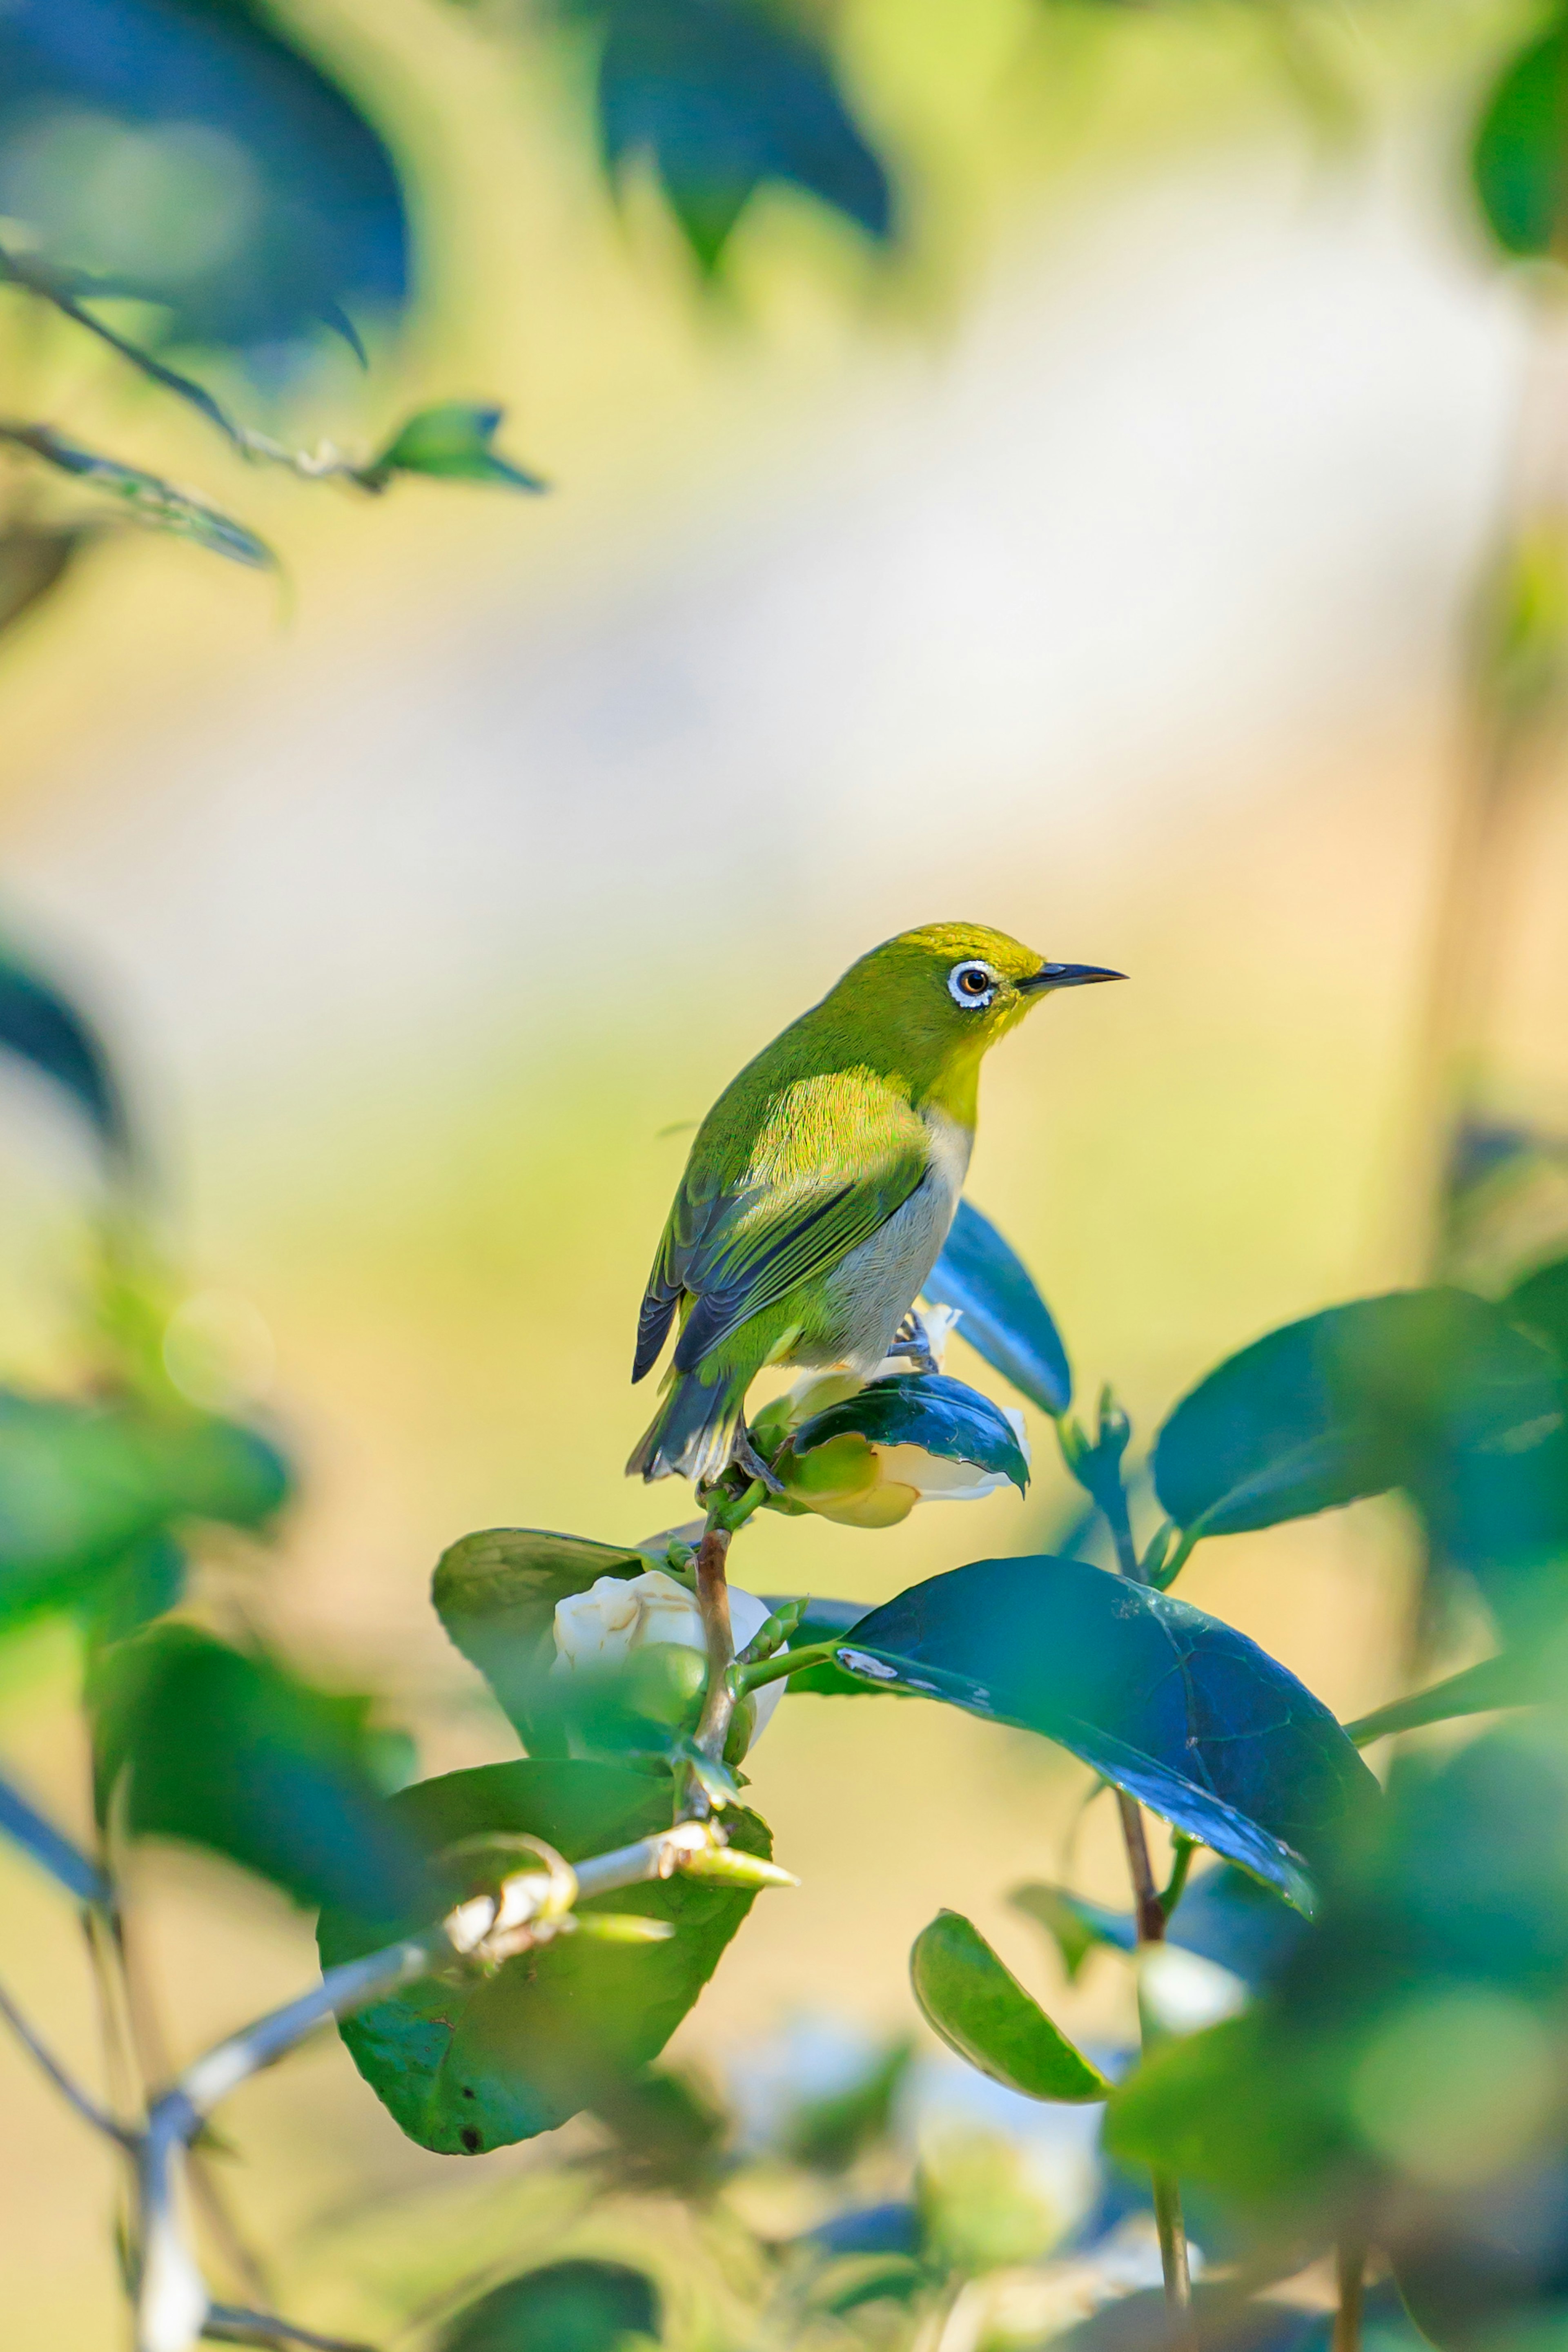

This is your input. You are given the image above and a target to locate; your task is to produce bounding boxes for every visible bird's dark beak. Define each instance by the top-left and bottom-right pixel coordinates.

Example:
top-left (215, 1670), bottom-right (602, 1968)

top-left (1022, 961), bottom-right (1125, 992)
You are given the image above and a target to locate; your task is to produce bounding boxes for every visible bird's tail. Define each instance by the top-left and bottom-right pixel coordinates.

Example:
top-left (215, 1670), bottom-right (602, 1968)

top-left (626, 1363), bottom-right (747, 1485)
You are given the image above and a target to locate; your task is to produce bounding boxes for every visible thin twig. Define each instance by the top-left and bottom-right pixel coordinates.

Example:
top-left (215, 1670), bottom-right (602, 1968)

top-left (690, 1524), bottom-right (737, 1772)
top-left (0, 1970), bottom-right (131, 2143)
top-left (1332, 2240), bottom-right (1366, 2352)
top-left (1116, 1793), bottom-right (1166, 1947)
top-left (203, 2304), bottom-right (376, 2352)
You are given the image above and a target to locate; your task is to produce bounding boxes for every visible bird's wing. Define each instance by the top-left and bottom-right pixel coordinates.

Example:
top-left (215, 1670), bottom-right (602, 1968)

top-left (633, 1075), bottom-right (932, 1381)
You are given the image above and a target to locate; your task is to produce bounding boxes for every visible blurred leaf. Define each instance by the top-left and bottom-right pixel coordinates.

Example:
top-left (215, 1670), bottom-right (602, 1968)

top-left (0, 523), bottom-right (96, 641)
top-left (911, 1909), bottom-right (1109, 2100)
top-left (1473, 10), bottom-right (1568, 262)
top-left (0, 244), bottom-right (245, 445)
top-left (836, 1556), bottom-right (1376, 1905)
top-left (589, 0), bottom-right (892, 270)
top-left (365, 404), bottom-right (546, 492)
top-left (90, 1623), bottom-right (425, 1918)
top-left (1152, 1291), bottom-right (1568, 1621)
top-left (318, 1760), bottom-right (771, 2154)
top-left (0, 940), bottom-right (130, 1157)
top-left (433, 1527), bottom-right (648, 1744)
top-left (1105, 2011), bottom-right (1343, 2212)
top-left (438, 2258), bottom-right (660, 2352)
top-left (923, 1197), bottom-right (1072, 1414)
top-left (1009, 1882), bottom-right (1134, 1981)
top-left (591, 2063), bottom-right (730, 2192)
top-left (805, 2203), bottom-right (922, 2257)
top-left (784, 2035), bottom-right (913, 2171)
top-left (1047, 2284), bottom-right (1338, 2351)
top-left (0, 1769), bottom-right (108, 1903)
top-left (1344, 1646), bottom-right (1561, 1746)
top-left (83, 1532), bottom-right (186, 1645)
top-left (0, 0), bottom-right (408, 351)
top-left (1506, 1251), bottom-right (1568, 1364)
top-left (0, 1392), bottom-right (287, 1636)
top-left (804, 2254), bottom-right (925, 2314)
top-left (0, 425), bottom-right (272, 566)
top-left (778, 1373), bottom-right (1029, 1491)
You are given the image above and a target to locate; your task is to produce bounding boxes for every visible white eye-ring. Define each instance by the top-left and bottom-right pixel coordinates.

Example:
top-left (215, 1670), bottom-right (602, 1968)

top-left (948, 960), bottom-right (998, 1010)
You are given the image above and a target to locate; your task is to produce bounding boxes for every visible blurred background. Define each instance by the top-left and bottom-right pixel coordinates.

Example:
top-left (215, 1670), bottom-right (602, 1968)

top-left (0, 0), bottom-right (1562, 2341)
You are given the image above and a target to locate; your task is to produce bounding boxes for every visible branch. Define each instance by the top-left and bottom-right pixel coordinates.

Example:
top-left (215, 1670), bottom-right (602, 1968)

top-left (0, 1767), bottom-right (111, 1904)
top-left (689, 1524), bottom-right (737, 1780)
top-left (0, 1971), bottom-right (130, 2144)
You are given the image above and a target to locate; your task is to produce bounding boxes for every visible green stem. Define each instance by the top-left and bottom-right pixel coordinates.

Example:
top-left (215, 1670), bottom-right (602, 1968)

top-left (735, 1639), bottom-right (842, 1696)
top-left (1160, 1835), bottom-right (1196, 1917)
top-left (1333, 2239), bottom-right (1366, 2352)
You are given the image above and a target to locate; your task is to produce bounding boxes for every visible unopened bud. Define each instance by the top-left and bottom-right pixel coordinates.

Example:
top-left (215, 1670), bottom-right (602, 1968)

top-left (676, 1846), bottom-right (799, 1891)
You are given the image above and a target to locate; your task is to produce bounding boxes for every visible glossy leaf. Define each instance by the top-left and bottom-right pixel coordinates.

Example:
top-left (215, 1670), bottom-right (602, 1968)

top-left (923, 1198), bottom-right (1073, 1414)
top-left (0, 1392), bottom-right (287, 1636)
top-left (782, 1373), bottom-right (1029, 1490)
top-left (366, 403), bottom-right (546, 493)
top-left (318, 1759), bottom-right (771, 2153)
top-left (0, 1770), bottom-right (108, 1904)
top-left (910, 1910), bottom-right (1109, 2101)
top-left (0, 0), bottom-right (408, 351)
top-left (1473, 16), bottom-right (1568, 262)
top-left (433, 1527), bottom-right (650, 1742)
top-left (592, 0), bottom-right (892, 271)
top-left (0, 943), bottom-right (129, 1157)
top-left (0, 426), bottom-right (272, 567)
top-left (836, 1556), bottom-right (1377, 1903)
top-left (438, 2259), bottom-right (660, 2352)
top-left (1152, 1291), bottom-right (1568, 1616)
top-left (90, 1625), bottom-right (425, 1918)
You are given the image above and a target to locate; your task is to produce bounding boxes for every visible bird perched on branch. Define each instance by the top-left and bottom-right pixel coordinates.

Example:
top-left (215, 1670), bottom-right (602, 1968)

top-left (628, 923), bottom-right (1121, 1487)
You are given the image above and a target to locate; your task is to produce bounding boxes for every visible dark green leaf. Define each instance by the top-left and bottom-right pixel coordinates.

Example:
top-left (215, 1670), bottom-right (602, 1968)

top-left (0, 1769), bottom-right (107, 1903)
top-left (438, 2259), bottom-right (660, 2352)
top-left (1473, 17), bottom-right (1568, 261)
top-left (1105, 2011), bottom-right (1343, 2210)
top-left (90, 1624), bottom-right (425, 1919)
top-left (0, 942), bottom-right (130, 1157)
top-left (1152, 1291), bottom-right (1568, 1618)
top-left (318, 1760), bottom-right (771, 2153)
top-left (923, 1198), bottom-right (1072, 1414)
top-left (1009, 1882), bottom-right (1134, 1980)
top-left (1344, 1647), bottom-right (1559, 1746)
top-left (591, 0), bottom-right (893, 271)
top-left (0, 1392), bottom-right (288, 1636)
top-left (836, 1556), bottom-right (1377, 1904)
top-left (1505, 1251), bottom-right (1568, 1365)
top-left (0, 1), bottom-right (408, 352)
top-left (910, 1910), bottom-right (1109, 2100)
top-left (366, 404), bottom-right (546, 492)
top-left (433, 1527), bottom-right (650, 1744)
top-left (805, 2255), bottom-right (926, 2315)
top-left (780, 1373), bottom-right (1029, 1491)
top-left (784, 2035), bottom-right (913, 2171)
top-left (0, 425), bottom-right (272, 567)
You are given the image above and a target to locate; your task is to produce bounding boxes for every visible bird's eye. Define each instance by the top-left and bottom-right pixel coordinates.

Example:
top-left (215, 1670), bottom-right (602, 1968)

top-left (948, 960), bottom-right (997, 1009)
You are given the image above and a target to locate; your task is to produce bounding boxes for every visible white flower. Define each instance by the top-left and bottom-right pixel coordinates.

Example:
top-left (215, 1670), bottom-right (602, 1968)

top-left (551, 1568), bottom-right (783, 1737)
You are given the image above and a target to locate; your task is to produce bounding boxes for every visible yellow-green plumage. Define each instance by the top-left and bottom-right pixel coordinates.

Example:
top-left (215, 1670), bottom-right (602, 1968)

top-left (628, 923), bottom-right (1120, 1484)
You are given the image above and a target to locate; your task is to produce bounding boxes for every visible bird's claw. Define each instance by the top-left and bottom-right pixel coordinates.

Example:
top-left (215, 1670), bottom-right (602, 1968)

top-left (731, 1427), bottom-right (786, 1496)
top-left (893, 1309), bottom-right (940, 1377)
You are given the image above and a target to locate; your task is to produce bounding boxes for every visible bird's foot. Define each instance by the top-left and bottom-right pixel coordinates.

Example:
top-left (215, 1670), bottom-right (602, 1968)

top-left (892, 1309), bottom-right (940, 1378)
top-left (731, 1426), bottom-right (786, 1496)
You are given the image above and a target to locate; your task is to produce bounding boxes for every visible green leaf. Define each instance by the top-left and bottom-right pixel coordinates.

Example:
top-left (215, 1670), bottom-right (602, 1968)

top-left (366, 404), bottom-right (546, 492)
top-left (433, 1527), bottom-right (651, 1744)
top-left (89, 1624), bottom-right (425, 1919)
top-left (779, 1373), bottom-right (1029, 1490)
top-left (1344, 1646), bottom-right (1562, 1746)
top-left (1152, 1290), bottom-right (1568, 1619)
top-left (923, 1198), bottom-right (1072, 1414)
top-left (910, 1910), bottom-right (1109, 2101)
top-left (835, 1556), bottom-right (1377, 1904)
top-left (317, 1760), bottom-right (771, 2154)
top-left (0, 1393), bottom-right (288, 1636)
top-left (1505, 1251), bottom-right (1568, 1364)
top-left (1009, 1883), bottom-right (1135, 1981)
top-left (592, 0), bottom-right (893, 272)
top-left (764, 1593), bottom-right (884, 1698)
top-left (784, 2036), bottom-right (913, 2171)
top-left (438, 2259), bottom-right (660, 2352)
top-left (0, 424), bottom-right (272, 566)
top-left (0, 524), bottom-right (94, 642)
top-left (0, 941), bottom-right (131, 1159)
top-left (1104, 2011), bottom-right (1342, 2209)
top-left (1473, 16), bottom-right (1568, 261)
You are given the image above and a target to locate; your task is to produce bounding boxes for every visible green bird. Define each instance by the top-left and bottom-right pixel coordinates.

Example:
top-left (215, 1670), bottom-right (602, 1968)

top-left (628, 923), bottom-right (1122, 1485)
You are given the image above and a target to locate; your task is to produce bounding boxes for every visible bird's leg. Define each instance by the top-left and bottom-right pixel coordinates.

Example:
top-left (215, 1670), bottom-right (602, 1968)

top-left (730, 1425), bottom-right (785, 1496)
top-left (893, 1309), bottom-right (940, 1377)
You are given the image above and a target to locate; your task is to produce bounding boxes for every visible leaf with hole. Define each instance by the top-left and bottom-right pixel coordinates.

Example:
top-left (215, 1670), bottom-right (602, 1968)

top-left (836, 1556), bottom-right (1376, 1904)
top-left (923, 1198), bottom-right (1072, 1414)
top-left (318, 1759), bottom-right (772, 2153)
top-left (911, 1910), bottom-right (1109, 2100)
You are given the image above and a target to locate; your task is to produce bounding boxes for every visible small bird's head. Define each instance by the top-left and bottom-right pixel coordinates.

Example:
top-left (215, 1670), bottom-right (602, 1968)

top-left (824, 923), bottom-right (1123, 1102)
